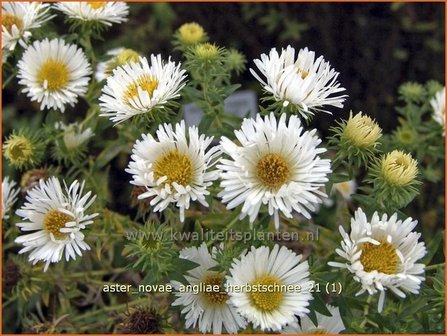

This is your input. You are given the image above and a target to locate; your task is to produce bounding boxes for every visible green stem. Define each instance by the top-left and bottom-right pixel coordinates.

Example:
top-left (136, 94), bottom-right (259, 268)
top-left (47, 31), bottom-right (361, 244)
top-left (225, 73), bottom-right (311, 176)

top-left (71, 296), bottom-right (148, 323)
top-left (206, 213), bottom-right (240, 247)
top-left (360, 295), bottom-right (372, 328)
top-left (425, 263), bottom-right (445, 271)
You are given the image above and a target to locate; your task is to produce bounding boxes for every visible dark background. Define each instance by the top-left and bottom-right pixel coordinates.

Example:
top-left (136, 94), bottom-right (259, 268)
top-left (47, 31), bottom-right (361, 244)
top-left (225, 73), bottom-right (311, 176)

top-left (3, 2), bottom-right (445, 132)
top-left (104, 2), bottom-right (445, 132)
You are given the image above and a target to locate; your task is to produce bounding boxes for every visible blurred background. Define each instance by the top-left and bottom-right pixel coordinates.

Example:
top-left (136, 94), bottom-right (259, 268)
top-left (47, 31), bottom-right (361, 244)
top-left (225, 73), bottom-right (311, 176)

top-left (83, 2), bottom-right (446, 131)
top-left (3, 2), bottom-right (445, 130)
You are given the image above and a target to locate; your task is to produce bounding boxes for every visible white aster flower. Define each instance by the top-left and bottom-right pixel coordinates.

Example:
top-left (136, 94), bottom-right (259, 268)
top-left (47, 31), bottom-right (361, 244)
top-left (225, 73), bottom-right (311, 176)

top-left (126, 121), bottom-right (220, 222)
top-left (329, 208), bottom-right (427, 313)
top-left (2, 177), bottom-right (20, 219)
top-left (431, 87), bottom-right (445, 136)
top-left (282, 304), bottom-right (345, 334)
top-left (2, 2), bottom-right (53, 54)
top-left (227, 244), bottom-right (314, 331)
top-left (17, 38), bottom-right (91, 112)
top-left (218, 113), bottom-right (332, 229)
top-left (250, 46), bottom-right (347, 118)
top-left (99, 55), bottom-right (187, 125)
top-left (95, 47), bottom-right (140, 82)
top-left (171, 243), bottom-right (247, 334)
top-left (55, 2), bottom-right (129, 26)
top-left (15, 177), bottom-right (98, 271)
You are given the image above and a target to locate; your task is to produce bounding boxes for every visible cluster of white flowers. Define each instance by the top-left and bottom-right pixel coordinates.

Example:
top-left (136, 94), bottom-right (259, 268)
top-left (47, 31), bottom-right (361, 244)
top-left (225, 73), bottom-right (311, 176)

top-left (126, 112), bottom-right (332, 226)
top-left (172, 243), bottom-right (315, 333)
top-left (2, 3), bottom-right (436, 334)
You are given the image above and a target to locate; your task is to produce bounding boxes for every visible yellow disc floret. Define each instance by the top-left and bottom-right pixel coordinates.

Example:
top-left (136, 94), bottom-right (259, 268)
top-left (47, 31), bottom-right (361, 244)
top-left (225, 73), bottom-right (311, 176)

top-left (249, 274), bottom-right (284, 312)
top-left (201, 272), bottom-right (228, 305)
top-left (37, 59), bottom-right (70, 91)
top-left (153, 149), bottom-right (193, 186)
top-left (44, 209), bottom-right (73, 240)
top-left (256, 153), bottom-right (291, 189)
top-left (360, 239), bottom-right (399, 274)
top-left (87, 2), bottom-right (107, 10)
top-left (124, 74), bottom-right (159, 103)
top-left (2, 13), bottom-right (23, 33)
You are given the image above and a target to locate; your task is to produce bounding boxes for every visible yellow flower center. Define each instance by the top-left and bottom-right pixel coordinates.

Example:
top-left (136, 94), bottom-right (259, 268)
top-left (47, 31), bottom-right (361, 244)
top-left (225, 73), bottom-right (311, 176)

top-left (2, 13), bottom-right (23, 33)
top-left (153, 149), bottom-right (193, 186)
top-left (381, 150), bottom-right (418, 187)
top-left (360, 240), bottom-right (399, 274)
top-left (178, 22), bottom-right (205, 44)
top-left (344, 112), bottom-right (382, 147)
top-left (37, 59), bottom-right (70, 91)
top-left (105, 49), bottom-right (140, 76)
top-left (249, 274), bottom-right (284, 312)
top-left (201, 272), bottom-right (228, 305)
top-left (3, 135), bottom-right (33, 167)
top-left (256, 153), bottom-right (291, 188)
top-left (124, 74), bottom-right (159, 103)
top-left (87, 2), bottom-right (106, 9)
top-left (43, 209), bottom-right (73, 240)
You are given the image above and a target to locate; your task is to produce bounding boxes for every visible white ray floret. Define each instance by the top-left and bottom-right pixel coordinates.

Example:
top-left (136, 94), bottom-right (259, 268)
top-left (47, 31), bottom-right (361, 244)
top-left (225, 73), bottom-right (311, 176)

top-left (2, 177), bottom-right (20, 219)
top-left (126, 121), bottom-right (220, 222)
top-left (171, 243), bottom-right (247, 334)
top-left (431, 87), bottom-right (445, 136)
top-left (55, 2), bottom-right (129, 26)
top-left (99, 55), bottom-right (187, 124)
top-left (2, 2), bottom-right (53, 55)
top-left (218, 113), bottom-right (331, 228)
top-left (17, 38), bottom-right (91, 112)
top-left (329, 208), bottom-right (427, 312)
top-left (282, 304), bottom-right (345, 334)
top-left (15, 177), bottom-right (98, 271)
top-left (227, 244), bottom-right (314, 331)
top-left (251, 46), bottom-right (347, 118)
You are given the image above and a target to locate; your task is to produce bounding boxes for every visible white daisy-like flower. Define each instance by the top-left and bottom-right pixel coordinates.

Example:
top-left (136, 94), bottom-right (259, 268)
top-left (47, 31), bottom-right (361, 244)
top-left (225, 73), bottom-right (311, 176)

top-left (328, 208), bottom-right (427, 313)
top-left (250, 46), bottom-right (347, 118)
top-left (15, 177), bottom-right (98, 271)
top-left (218, 113), bottom-right (332, 229)
top-left (55, 2), bottom-right (129, 26)
top-left (227, 244), bottom-right (314, 331)
top-left (99, 55), bottom-right (187, 125)
top-left (334, 179), bottom-right (357, 201)
top-left (126, 121), bottom-right (220, 222)
top-left (95, 47), bottom-right (140, 82)
top-left (431, 87), bottom-right (445, 136)
top-left (171, 243), bottom-right (247, 334)
top-left (2, 177), bottom-right (20, 220)
top-left (2, 2), bottom-right (53, 54)
top-left (282, 304), bottom-right (345, 334)
top-left (17, 38), bottom-right (91, 112)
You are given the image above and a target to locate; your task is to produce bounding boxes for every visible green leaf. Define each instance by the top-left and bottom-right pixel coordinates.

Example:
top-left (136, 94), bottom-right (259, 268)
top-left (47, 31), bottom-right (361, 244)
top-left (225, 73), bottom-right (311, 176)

top-left (94, 142), bottom-right (129, 169)
top-left (309, 293), bottom-right (332, 316)
top-left (422, 230), bottom-right (444, 265)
